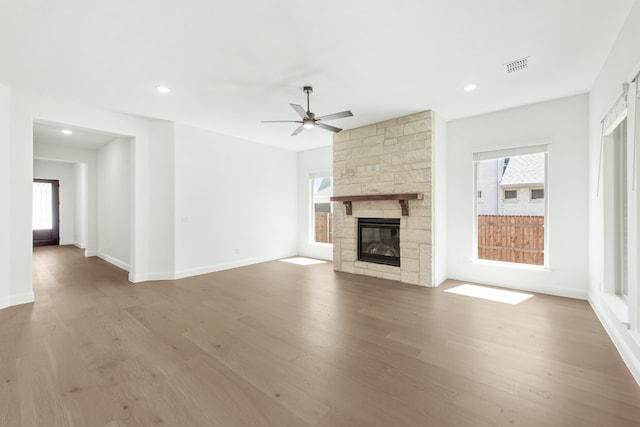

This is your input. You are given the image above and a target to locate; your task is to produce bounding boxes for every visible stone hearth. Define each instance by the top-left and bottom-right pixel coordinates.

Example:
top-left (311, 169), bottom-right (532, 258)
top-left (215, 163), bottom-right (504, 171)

top-left (332, 111), bottom-right (434, 287)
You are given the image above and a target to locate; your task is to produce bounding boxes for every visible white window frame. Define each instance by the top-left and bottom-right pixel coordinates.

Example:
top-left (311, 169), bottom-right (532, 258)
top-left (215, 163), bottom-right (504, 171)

top-left (473, 145), bottom-right (549, 269)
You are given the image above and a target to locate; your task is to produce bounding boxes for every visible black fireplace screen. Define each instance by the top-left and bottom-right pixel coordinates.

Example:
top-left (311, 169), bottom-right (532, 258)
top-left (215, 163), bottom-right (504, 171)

top-left (357, 218), bottom-right (400, 267)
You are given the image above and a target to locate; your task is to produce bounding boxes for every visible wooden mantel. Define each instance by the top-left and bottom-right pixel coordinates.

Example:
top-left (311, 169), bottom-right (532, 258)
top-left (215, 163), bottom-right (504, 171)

top-left (330, 193), bottom-right (424, 216)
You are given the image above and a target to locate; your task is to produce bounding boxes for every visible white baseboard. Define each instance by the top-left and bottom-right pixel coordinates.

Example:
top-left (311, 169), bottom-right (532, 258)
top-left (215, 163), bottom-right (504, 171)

top-left (97, 252), bottom-right (130, 272)
top-left (129, 272), bottom-right (175, 283)
top-left (8, 292), bottom-right (35, 308)
top-left (0, 296), bottom-right (9, 311)
top-left (173, 254), bottom-right (290, 280)
top-left (128, 253), bottom-right (297, 283)
top-left (589, 291), bottom-right (640, 386)
top-left (59, 240), bottom-right (74, 246)
top-left (85, 249), bottom-right (98, 257)
top-left (74, 242), bottom-right (86, 249)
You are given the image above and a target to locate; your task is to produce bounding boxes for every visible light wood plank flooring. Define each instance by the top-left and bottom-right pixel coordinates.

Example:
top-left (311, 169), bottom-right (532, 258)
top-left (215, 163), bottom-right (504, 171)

top-left (1, 245), bottom-right (639, 426)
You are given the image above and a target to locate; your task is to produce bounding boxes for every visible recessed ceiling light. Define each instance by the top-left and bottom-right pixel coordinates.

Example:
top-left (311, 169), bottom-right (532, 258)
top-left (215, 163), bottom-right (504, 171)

top-left (155, 85), bottom-right (171, 94)
top-left (61, 129), bottom-right (72, 135)
top-left (464, 84), bottom-right (477, 92)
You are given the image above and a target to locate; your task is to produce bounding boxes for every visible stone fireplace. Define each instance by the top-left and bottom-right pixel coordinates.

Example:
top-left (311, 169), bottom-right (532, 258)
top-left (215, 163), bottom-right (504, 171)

top-left (332, 111), bottom-right (434, 287)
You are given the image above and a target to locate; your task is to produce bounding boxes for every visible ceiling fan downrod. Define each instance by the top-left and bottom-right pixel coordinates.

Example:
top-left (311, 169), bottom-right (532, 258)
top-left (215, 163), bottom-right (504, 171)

top-left (304, 86), bottom-right (313, 113)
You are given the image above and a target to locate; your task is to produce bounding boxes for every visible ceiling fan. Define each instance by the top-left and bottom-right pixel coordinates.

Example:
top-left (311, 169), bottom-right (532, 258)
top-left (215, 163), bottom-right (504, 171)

top-left (262, 86), bottom-right (353, 136)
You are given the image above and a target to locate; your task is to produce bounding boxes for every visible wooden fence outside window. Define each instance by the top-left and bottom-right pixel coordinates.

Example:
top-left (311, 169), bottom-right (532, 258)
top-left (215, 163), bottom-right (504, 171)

top-left (477, 215), bottom-right (544, 265)
top-left (314, 212), bottom-right (333, 244)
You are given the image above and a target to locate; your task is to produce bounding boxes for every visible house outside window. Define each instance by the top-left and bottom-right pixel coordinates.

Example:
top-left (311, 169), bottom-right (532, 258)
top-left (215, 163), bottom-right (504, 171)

top-left (311, 176), bottom-right (333, 244)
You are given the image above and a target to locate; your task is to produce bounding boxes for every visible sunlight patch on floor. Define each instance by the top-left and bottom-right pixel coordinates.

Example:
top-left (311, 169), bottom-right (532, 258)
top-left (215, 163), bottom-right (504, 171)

top-left (445, 284), bottom-right (533, 305)
top-left (279, 257), bottom-right (327, 266)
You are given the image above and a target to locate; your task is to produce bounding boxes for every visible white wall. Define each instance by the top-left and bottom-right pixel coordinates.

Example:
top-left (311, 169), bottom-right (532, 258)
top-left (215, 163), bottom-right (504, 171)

top-left (433, 112), bottom-right (447, 286)
top-left (33, 159), bottom-right (76, 245)
top-left (10, 90), bottom-right (36, 306)
top-left (74, 162), bottom-right (88, 248)
top-left (447, 94), bottom-right (589, 299)
top-left (147, 121), bottom-right (175, 279)
top-left (588, 0), bottom-right (640, 385)
top-left (297, 146), bottom-right (333, 261)
top-left (174, 124), bottom-right (297, 277)
top-left (0, 84), bottom-right (12, 309)
top-left (97, 138), bottom-right (131, 270)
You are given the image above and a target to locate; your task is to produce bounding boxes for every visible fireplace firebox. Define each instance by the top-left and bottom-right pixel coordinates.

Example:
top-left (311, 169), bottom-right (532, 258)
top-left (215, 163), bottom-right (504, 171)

top-left (357, 218), bottom-right (400, 267)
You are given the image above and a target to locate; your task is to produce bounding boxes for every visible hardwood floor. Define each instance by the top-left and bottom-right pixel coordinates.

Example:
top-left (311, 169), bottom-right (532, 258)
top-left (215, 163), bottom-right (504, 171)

top-left (1, 245), bottom-right (639, 426)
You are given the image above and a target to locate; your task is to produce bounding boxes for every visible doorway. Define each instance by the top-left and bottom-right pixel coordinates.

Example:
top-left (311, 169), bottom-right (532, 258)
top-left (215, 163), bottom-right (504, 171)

top-left (32, 179), bottom-right (60, 246)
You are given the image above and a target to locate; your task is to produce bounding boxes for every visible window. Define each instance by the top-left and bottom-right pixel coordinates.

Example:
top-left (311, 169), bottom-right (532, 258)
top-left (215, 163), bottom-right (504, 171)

top-left (504, 190), bottom-right (517, 200)
top-left (311, 176), bottom-right (333, 244)
top-left (599, 75), bottom-right (639, 340)
top-left (604, 117), bottom-right (628, 298)
top-left (531, 189), bottom-right (544, 200)
top-left (474, 146), bottom-right (547, 266)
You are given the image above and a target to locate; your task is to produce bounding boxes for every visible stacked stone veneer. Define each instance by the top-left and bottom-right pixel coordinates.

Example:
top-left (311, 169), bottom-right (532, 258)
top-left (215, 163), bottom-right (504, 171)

top-left (332, 111), bottom-right (433, 287)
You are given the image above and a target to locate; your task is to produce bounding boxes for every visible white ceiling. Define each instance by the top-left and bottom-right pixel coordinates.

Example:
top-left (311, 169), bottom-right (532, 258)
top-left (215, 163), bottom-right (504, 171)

top-left (1, 0), bottom-right (635, 151)
top-left (33, 121), bottom-right (120, 150)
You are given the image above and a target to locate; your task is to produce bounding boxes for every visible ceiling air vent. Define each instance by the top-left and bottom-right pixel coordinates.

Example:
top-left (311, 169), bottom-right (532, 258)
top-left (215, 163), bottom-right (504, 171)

top-left (505, 57), bottom-right (529, 73)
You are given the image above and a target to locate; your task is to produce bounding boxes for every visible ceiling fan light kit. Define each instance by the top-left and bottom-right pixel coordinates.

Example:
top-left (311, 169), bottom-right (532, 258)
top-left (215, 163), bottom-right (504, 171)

top-left (262, 86), bottom-right (353, 136)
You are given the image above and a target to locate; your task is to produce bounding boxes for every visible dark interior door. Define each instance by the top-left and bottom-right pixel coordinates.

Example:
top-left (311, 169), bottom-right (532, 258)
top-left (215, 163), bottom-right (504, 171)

top-left (33, 179), bottom-right (60, 247)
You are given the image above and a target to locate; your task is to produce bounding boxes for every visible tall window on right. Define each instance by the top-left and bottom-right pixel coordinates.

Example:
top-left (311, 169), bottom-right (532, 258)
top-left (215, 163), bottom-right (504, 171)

top-left (600, 76), bottom-right (640, 327)
top-left (474, 146), bottom-right (547, 266)
top-left (603, 117), bottom-right (628, 299)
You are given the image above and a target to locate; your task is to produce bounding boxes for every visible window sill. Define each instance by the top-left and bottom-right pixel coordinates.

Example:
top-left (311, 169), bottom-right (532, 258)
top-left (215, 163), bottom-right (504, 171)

top-left (602, 292), bottom-right (629, 327)
top-left (309, 242), bottom-right (333, 248)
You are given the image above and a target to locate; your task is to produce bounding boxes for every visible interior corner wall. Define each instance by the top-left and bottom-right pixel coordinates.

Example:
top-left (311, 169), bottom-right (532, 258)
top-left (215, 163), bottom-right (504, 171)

top-left (33, 159), bottom-right (76, 245)
top-left (74, 162), bottom-right (88, 249)
top-left (446, 94), bottom-right (589, 299)
top-left (433, 112), bottom-right (447, 286)
top-left (147, 120), bottom-right (176, 279)
top-left (588, 0), bottom-right (640, 385)
top-left (9, 90), bottom-right (35, 306)
top-left (297, 146), bottom-right (333, 261)
top-left (0, 84), bottom-right (12, 309)
top-left (97, 138), bottom-right (131, 271)
top-left (173, 124), bottom-right (297, 278)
